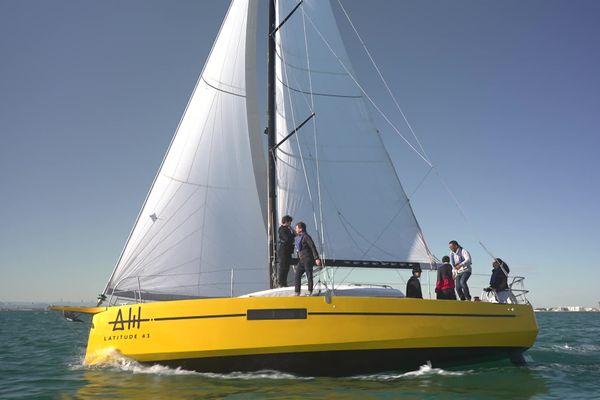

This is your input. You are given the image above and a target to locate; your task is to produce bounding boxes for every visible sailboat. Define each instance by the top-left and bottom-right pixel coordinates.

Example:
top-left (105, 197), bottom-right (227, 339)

top-left (51, 0), bottom-right (537, 376)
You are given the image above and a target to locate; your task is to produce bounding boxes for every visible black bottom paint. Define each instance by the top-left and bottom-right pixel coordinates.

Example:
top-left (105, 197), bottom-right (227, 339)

top-left (151, 347), bottom-right (527, 377)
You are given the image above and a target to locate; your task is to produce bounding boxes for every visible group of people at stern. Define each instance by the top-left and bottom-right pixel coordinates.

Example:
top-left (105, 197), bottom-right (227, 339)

top-left (278, 216), bottom-right (512, 303)
top-left (405, 240), bottom-right (512, 303)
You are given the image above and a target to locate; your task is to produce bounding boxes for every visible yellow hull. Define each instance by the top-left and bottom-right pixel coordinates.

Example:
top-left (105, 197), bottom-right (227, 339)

top-left (84, 296), bottom-right (537, 376)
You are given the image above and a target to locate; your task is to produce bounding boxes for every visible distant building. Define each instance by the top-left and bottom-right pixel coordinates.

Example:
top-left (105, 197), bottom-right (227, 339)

top-left (533, 306), bottom-right (599, 312)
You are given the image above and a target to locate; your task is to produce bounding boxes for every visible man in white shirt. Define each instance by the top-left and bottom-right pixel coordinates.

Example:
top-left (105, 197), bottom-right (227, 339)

top-left (449, 240), bottom-right (472, 301)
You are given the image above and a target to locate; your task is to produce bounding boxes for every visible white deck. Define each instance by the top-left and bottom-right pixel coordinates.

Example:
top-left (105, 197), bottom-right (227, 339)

top-left (240, 284), bottom-right (405, 298)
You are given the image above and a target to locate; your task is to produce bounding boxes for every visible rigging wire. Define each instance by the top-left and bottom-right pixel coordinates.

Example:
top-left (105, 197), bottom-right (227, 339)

top-left (336, 0), bottom-right (431, 162)
top-left (302, 9), bottom-right (441, 284)
top-left (301, 7), bottom-right (325, 254)
top-left (275, 3), bottom-right (332, 288)
top-left (279, 2), bottom-right (498, 292)
top-left (334, 2), bottom-right (442, 272)
top-left (301, 12), bottom-right (431, 168)
top-left (359, 166), bottom-right (433, 259)
top-left (479, 241), bottom-right (509, 277)
top-left (276, 10), bottom-right (325, 295)
top-left (116, 170), bottom-right (210, 287)
top-left (300, 5), bottom-right (333, 288)
top-left (285, 4), bottom-right (437, 288)
top-left (331, 2), bottom-right (496, 265)
top-left (277, 25), bottom-right (318, 224)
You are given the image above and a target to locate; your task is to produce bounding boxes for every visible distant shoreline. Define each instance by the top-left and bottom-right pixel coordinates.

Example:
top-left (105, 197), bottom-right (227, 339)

top-left (534, 309), bottom-right (599, 313)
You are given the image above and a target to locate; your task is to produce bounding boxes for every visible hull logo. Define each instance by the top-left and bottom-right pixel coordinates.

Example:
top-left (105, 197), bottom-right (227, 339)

top-left (109, 306), bottom-right (149, 331)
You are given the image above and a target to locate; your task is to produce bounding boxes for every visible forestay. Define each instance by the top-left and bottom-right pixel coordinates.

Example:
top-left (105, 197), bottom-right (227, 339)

top-left (103, 0), bottom-right (267, 301)
top-left (274, 0), bottom-right (432, 264)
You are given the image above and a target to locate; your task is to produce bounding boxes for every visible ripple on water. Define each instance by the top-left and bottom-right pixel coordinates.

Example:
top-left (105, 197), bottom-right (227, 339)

top-left (350, 362), bottom-right (470, 381)
top-left (2, 311), bottom-right (600, 399)
top-left (70, 349), bottom-right (312, 380)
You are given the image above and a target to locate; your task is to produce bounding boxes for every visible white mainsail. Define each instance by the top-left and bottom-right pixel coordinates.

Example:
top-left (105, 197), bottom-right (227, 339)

top-left (274, 0), bottom-right (432, 264)
top-left (103, 0), bottom-right (267, 301)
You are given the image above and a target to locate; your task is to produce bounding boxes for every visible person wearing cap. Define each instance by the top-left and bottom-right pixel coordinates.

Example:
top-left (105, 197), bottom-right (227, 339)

top-left (489, 258), bottom-right (509, 291)
top-left (484, 258), bottom-right (513, 303)
top-left (405, 265), bottom-right (423, 299)
top-left (435, 256), bottom-right (457, 300)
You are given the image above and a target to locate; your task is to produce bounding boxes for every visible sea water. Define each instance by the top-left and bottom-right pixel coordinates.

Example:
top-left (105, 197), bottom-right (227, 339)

top-left (0, 311), bottom-right (598, 399)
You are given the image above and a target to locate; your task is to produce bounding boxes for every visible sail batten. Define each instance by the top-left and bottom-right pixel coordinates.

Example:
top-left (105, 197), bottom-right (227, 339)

top-left (275, 0), bottom-right (431, 264)
top-left (103, 0), bottom-right (436, 304)
top-left (103, 0), bottom-right (267, 302)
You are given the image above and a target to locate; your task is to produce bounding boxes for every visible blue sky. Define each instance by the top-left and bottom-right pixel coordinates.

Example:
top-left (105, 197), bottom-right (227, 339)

top-left (1, 0), bottom-right (598, 307)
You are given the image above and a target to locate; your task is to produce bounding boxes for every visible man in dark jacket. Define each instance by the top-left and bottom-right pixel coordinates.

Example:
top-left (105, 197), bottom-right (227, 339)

top-left (488, 258), bottom-right (510, 292)
top-left (435, 256), bottom-right (457, 300)
top-left (406, 265), bottom-right (423, 299)
top-left (484, 258), bottom-right (512, 303)
top-left (277, 215), bottom-right (295, 287)
top-left (293, 222), bottom-right (321, 296)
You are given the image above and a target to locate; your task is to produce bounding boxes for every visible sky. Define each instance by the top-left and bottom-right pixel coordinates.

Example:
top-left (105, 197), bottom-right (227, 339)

top-left (1, 0), bottom-right (598, 307)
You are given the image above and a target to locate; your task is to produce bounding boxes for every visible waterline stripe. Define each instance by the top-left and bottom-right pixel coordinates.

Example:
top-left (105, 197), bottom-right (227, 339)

top-left (308, 312), bottom-right (516, 318)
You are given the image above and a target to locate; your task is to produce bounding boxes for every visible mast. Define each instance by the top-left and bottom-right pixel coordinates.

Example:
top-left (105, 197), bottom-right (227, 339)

top-left (267, 0), bottom-right (277, 288)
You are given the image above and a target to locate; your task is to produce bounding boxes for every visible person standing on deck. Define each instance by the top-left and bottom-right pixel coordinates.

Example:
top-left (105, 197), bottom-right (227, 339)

top-left (435, 256), bottom-right (457, 300)
top-left (449, 240), bottom-right (472, 301)
top-left (293, 222), bottom-right (321, 296)
top-left (277, 215), bottom-right (295, 287)
top-left (405, 265), bottom-right (423, 298)
top-left (485, 258), bottom-right (512, 303)
top-left (489, 258), bottom-right (510, 292)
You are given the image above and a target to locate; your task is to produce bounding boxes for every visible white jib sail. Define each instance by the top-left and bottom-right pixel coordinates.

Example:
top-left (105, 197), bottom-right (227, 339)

top-left (275, 0), bottom-right (431, 264)
top-left (104, 0), bottom-right (267, 300)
